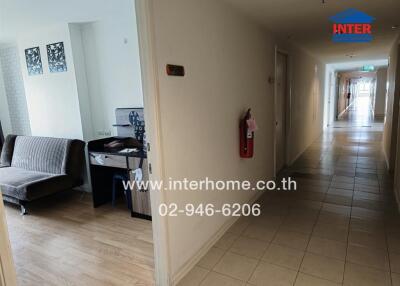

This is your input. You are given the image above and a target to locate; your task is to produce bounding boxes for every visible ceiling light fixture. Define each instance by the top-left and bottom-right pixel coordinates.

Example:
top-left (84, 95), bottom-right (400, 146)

top-left (392, 25), bottom-right (398, 30)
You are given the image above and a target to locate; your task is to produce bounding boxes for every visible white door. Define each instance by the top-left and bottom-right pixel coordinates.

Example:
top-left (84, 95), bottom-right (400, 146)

top-left (327, 72), bottom-right (332, 127)
top-left (276, 52), bottom-right (288, 173)
top-left (0, 193), bottom-right (17, 286)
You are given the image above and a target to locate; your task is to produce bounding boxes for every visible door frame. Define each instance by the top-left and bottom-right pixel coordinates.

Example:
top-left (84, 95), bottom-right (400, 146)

top-left (335, 74), bottom-right (340, 119)
top-left (0, 193), bottom-right (17, 286)
top-left (0, 3), bottom-right (172, 285)
top-left (327, 71), bottom-right (333, 127)
top-left (273, 47), bottom-right (291, 177)
top-left (326, 70), bottom-right (337, 127)
top-left (135, 0), bottom-right (171, 285)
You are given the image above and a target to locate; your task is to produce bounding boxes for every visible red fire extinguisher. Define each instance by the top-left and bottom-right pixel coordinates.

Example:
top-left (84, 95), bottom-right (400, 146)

top-left (239, 109), bottom-right (254, 158)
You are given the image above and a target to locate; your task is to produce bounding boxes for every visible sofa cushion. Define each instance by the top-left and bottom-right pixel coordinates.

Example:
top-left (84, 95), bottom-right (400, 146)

top-left (0, 167), bottom-right (55, 200)
top-left (11, 136), bottom-right (71, 175)
top-left (0, 167), bottom-right (77, 201)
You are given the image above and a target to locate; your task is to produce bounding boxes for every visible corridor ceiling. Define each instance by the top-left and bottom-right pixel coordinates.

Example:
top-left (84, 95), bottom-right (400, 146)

top-left (1, 0), bottom-right (399, 64)
top-left (224, 0), bottom-right (400, 63)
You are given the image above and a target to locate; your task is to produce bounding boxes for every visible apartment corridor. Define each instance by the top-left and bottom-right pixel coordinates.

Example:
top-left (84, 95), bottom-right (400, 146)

top-left (335, 92), bottom-right (377, 127)
top-left (179, 99), bottom-right (400, 286)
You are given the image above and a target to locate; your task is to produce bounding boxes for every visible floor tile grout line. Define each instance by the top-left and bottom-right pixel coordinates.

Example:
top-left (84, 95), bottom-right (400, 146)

top-left (198, 234), bottom-right (240, 286)
top-left (342, 145), bottom-right (357, 285)
top-left (242, 207), bottom-right (288, 284)
top-left (191, 116), bottom-right (392, 286)
top-left (292, 186), bottom-right (324, 285)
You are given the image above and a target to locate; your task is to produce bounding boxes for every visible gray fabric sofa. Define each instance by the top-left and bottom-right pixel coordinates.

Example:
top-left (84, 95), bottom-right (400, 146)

top-left (0, 135), bottom-right (85, 214)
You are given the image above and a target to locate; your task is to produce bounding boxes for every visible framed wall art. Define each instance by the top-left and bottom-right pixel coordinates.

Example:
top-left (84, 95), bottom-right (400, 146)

top-left (24, 47), bottom-right (43, 76)
top-left (46, 42), bottom-right (67, 73)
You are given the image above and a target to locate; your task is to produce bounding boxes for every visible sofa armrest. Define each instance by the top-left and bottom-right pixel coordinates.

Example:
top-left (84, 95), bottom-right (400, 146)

top-left (0, 135), bottom-right (17, 167)
top-left (65, 140), bottom-right (86, 181)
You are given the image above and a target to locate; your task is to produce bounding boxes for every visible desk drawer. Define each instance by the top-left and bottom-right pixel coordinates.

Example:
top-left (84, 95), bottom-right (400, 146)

top-left (90, 153), bottom-right (131, 169)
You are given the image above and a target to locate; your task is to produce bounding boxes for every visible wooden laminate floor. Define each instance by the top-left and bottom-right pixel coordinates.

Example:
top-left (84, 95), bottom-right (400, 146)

top-left (4, 191), bottom-right (155, 286)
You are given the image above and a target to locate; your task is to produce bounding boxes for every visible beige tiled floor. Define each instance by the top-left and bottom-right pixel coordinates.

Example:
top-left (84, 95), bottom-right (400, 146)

top-left (179, 99), bottom-right (400, 285)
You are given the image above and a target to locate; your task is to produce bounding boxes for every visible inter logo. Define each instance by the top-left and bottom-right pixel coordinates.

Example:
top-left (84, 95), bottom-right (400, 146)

top-left (330, 8), bottom-right (375, 43)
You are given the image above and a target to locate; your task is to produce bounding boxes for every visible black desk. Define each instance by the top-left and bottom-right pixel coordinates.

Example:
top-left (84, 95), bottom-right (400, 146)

top-left (88, 137), bottom-right (151, 220)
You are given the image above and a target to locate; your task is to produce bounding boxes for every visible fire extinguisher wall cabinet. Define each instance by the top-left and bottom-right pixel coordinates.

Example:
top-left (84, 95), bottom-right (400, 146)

top-left (239, 109), bottom-right (254, 158)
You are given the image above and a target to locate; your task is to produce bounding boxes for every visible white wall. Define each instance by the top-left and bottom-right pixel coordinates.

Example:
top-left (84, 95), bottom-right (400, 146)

top-left (375, 67), bottom-right (388, 117)
top-left (154, 0), bottom-right (274, 277)
top-left (0, 44), bottom-right (31, 136)
top-left (18, 24), bottom-right (84, 139)
top-left (1, 0), bottom-right (143, 140)
top-left (79, 6), bottom-right (143, 139)
top-left (323, 67), bottom-right (338, 127)
top-left (392, 43), bottom-right (400, 206)
top-left (0, 59), bottom-right (12, 137)
top-left (69, 24), bottom-right (94, 141)
top-left (391, 41), bottom-right (400, 202)
top-left (149, 0), bottom-right (326, 282)
top-left (383, 41), bottom-right (400, 170)
top-left (288, 48), bottom-right (325, 162)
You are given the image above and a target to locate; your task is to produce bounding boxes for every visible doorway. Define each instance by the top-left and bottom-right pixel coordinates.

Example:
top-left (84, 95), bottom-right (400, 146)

top-left (275, 51), bottom-right (288, 173)
top-left (0, 1), bottom-right (159, 285)
top-left (334, 71), bottom-right (377, 127)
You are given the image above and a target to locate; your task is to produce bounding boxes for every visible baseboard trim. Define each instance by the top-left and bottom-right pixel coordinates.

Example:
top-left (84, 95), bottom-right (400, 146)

top-left (394, 186), bottom-right (400, 214)
top-left (337, 109), bottom-right (346, 118)
top-left (172, 190), bottom-right (264, 286)
top-left (289, 148), bottom-right (304, 166)
top-left (337, 101), bottom-right (355, 119)
top-left (382, 143), bottom-right (390, 171)
top-left (74, 183), bottom-right (91, 193)
top-left (289, 129), bottom-right (323, 166)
